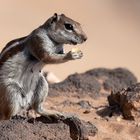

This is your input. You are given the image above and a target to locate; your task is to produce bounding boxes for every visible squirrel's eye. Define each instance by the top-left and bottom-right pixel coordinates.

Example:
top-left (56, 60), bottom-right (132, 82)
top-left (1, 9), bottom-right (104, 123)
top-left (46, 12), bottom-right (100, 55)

top-left (64, 23), bottom-right (73, 31)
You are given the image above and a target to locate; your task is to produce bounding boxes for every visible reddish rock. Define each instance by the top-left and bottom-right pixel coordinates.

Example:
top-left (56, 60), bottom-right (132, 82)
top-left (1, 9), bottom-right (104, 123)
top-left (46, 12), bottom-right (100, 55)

top-left (108, 83), bottom-right (140, 120)
top-left (0, 115), bottom-right (97, 140)
top-left (49, 68), bottom-right (137, 98)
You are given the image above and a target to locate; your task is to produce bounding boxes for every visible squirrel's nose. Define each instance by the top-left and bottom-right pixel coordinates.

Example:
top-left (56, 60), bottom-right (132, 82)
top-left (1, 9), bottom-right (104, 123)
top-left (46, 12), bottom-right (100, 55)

top-left (83, 36), bottom-right (87, 42)
top-left (82, 35), bottom-right (87, 42)
top-left (80, 33), bottom-right (87, 42)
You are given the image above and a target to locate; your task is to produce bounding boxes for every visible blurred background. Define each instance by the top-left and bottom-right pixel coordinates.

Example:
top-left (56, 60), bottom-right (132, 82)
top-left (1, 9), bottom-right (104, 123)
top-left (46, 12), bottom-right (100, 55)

top-left (0, 0), bottom-right (140, 80)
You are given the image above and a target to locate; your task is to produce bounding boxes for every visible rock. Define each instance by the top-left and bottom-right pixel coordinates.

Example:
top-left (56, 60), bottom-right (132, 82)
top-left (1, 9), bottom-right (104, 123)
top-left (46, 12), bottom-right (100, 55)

top-left (108, 83), bottom-right (140, 120)
top-left (83, 110), bottom-right (91, 114)
top-left (49, 67), bottom-right (137, 98)
top-left (86, 68), bottom-right (137, 92)
top-left (49, 73), bottom-right (101, 98)
top-left (0, 115), bottom-right (97, 140)
top-left (116, 116), bottom-right (122, 122)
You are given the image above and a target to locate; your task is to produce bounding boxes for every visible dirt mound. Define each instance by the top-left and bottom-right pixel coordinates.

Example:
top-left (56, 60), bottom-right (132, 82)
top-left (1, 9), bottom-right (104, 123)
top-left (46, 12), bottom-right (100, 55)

top-left (49, 68), bottom-right (137, 97)
top-left (86, 68), bottom-right (137, 92)
top-left (49, 73), bottom-right (101, 98)
top-left (108, 83), bottom-right (140, 120)
top-left (0, 115), bottom-right (97, 140)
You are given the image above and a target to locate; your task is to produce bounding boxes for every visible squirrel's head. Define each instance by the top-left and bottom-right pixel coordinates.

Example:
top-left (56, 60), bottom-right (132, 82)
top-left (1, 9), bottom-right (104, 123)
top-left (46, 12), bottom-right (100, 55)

top-left (43, 13), bottom-right (87, 45)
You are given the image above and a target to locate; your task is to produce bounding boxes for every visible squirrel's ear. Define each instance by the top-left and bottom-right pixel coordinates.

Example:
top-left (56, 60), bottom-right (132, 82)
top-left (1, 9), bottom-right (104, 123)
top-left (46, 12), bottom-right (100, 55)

top-left (51, 13), bottom-right (59, 23)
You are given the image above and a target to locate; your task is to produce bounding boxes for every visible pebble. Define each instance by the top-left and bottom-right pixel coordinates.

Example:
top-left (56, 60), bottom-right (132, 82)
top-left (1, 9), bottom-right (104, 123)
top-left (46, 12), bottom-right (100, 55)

top-left (83, 110), bottom-right (91, 114)
top-left (116, 116), bottom-right (122, 122)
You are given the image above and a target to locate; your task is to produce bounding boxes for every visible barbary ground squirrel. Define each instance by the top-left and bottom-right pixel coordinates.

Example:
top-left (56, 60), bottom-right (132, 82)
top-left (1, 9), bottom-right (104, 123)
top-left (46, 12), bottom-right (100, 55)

top-left (0, 13), bottom-right (87, 120)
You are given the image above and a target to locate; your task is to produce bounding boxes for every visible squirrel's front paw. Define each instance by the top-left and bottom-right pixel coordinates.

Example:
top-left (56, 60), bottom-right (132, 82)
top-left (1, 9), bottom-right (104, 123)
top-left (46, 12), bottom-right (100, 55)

top-left (67, 50), bottom-right (83, 60)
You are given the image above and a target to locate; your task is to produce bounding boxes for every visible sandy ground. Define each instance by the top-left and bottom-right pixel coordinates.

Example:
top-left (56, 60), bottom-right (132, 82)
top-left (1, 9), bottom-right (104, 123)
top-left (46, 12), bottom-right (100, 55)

top-left (46, 96), bottom-right (140, 140)
top-left (46, 68), bottom-right (140, 140)
top-left (0, 0), bottom-right (140, 81)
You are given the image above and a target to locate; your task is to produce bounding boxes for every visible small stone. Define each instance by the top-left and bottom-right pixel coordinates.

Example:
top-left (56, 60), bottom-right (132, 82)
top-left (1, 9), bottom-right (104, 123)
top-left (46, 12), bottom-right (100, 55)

top-left (83, 110), bottom-right (91, 114)
top-left (116, 116), bottom-right (122, 122)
